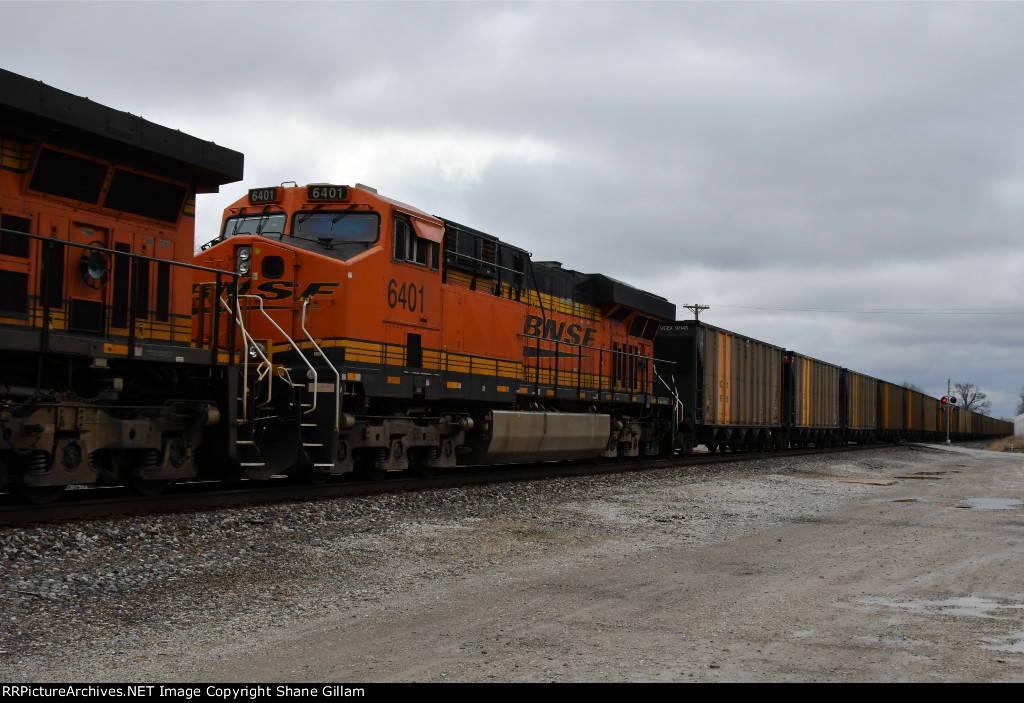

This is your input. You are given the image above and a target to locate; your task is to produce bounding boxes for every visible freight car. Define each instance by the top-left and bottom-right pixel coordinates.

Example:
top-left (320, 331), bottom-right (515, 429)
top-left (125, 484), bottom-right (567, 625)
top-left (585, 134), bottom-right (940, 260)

top-left (841, 369), bottom-right (878, 445)
top-left (783, 350), bottom-right (841, 448)
top-left (653, 322), bottom-right (782, 455)
top-left (653, 321), bottom-right (1013, 453)
top-left (655, 322), bottom-right (851, 452)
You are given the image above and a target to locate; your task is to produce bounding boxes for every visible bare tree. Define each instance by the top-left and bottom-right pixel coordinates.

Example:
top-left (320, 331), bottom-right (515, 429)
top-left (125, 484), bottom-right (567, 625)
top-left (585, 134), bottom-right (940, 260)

top-left (953, 382), bottom-right (992, 415)
top-left (1016, 386), bottom-right (1024, 416)
top-left (902, 382), bottom-right (923, 393)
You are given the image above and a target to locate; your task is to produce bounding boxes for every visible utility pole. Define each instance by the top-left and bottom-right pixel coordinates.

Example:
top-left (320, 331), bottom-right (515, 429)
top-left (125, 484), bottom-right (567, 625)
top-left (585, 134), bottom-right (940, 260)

top-left (946, 378), bottom-right (952, 445)
top-left (684, 304), bottom-right (709, 322)
top-left (940, 386), bottom-right (958, 444)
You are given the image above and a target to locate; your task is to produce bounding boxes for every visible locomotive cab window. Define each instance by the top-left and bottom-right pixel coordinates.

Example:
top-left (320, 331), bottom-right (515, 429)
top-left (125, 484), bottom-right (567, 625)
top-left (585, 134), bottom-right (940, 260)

top-left (393, 217), bottom-right (440, 270)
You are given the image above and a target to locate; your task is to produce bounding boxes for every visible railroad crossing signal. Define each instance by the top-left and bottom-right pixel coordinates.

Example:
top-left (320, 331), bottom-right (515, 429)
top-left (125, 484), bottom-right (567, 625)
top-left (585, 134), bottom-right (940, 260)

top-left (941, 396), bottom-right (957, 405)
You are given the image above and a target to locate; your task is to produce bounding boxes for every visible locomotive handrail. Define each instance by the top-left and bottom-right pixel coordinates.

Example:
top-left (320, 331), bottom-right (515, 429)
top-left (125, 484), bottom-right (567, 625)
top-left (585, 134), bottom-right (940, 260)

top-left (516, 332), bottom-right (661, 396)
top-left (655, 367), bottom-right (684, 430)
top-left (221, 294), bottom-right (274, 422)
top-left (0, 228), bottom-right (244, 276)
top-left (2, 226), bottom-right (241, 361)
top-left (238, 294), bottom-right (320, 416)
top-left (300, 297), bottom-right (341, 431)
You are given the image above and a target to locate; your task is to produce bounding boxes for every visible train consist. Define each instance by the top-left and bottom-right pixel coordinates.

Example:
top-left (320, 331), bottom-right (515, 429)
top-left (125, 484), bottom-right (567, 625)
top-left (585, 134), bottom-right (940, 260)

top-left (654, 323), bottom-right (1009, 455)
top-left (0, 70), bottom-right (1011, 503)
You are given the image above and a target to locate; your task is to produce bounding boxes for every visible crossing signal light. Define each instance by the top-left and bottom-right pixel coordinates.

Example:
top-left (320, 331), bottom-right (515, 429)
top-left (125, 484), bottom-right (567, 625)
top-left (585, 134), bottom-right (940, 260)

top-left (941, 396), bottom-right (957, 405)
top-left (942, 396), bottom-right (947, 404)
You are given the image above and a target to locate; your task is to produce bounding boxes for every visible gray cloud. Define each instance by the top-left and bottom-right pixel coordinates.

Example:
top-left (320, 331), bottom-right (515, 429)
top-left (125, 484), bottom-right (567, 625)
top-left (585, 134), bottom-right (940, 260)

top-left (4, 0), bottom-right (1024, 416)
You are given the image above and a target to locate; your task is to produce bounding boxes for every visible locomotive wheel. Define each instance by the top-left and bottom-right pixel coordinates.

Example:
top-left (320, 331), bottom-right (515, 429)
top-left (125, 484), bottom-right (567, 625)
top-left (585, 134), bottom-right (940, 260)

top-left (115, 450), bottom-right (172, 497)
top-left (354, 451), bottom-right (387, 481)
top-left (409, 450), bottom-right (437, 478)
top-left (411, 464), bottom-right (436, 478)
top-left (126, 474), bottom-right (172, 497)
top-left (12, 484), bottom-right (66, 505)
top-left (358, 466), bottom-right (387, 481)
top-left (290, 461), bottom-right (330, 485)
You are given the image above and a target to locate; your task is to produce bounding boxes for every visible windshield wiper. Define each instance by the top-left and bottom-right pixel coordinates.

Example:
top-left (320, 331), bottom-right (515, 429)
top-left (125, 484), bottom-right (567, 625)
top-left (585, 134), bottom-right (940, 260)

top-left (254, 207), bottom-right (273, 236)
top-left (296, 204), bottom-right (323, 225)
top-left (283, 232), bottom-right (336, 251)
top-left (330, 205), bottom-right (359, 230)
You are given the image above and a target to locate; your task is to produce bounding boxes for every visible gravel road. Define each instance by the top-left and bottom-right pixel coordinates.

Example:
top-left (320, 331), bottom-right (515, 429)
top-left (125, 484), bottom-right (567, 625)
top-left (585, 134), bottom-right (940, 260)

top-left (2, 443), bottom-right (1023, 682)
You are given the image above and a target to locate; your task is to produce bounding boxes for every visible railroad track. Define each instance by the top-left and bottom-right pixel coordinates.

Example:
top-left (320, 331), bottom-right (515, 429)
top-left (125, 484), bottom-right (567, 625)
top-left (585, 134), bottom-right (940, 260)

top-left (0, 443), bottom-right (875, 527)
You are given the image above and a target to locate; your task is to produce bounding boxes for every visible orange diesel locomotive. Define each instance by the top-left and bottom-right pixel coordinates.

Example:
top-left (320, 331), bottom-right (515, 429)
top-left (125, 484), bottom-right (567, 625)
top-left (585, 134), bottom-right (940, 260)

top-left (0, 68), bottom-right (243, 502)
top-left (193, 183), bottom-right (678, 481)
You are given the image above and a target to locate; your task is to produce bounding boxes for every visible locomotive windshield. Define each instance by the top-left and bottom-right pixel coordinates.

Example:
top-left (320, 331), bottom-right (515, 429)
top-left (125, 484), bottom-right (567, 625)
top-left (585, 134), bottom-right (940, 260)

top-left (219, 210), bottom-right (380, 261)
top-left (289, 211), bottom-right (380, 261)
top-left (223, 213), bottom-right (287, 239)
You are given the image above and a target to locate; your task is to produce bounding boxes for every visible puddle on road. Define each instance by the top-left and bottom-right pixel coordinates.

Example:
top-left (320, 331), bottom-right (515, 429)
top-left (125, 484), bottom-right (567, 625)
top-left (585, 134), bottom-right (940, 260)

top-left (955, 498), bottom-right (1023, 510)
top-left (982, 631), bottom-right (1024, 653)
top-left (859, 597), bottom-right (1024, 654)
top-left (860, 595), bottom-right (1024, 619)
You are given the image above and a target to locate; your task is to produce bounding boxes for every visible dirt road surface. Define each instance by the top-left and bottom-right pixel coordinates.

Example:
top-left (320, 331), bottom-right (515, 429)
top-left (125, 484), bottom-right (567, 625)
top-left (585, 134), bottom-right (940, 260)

top-left (179, 444), bottom-right (1024, 683)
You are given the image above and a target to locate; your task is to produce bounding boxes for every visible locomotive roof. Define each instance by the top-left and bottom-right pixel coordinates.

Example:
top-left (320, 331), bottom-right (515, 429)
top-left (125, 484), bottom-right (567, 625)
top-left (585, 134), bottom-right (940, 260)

top-left (586, 273), bottom-right (675, 321)
top-left (0, 68), bottom-right (243, 193)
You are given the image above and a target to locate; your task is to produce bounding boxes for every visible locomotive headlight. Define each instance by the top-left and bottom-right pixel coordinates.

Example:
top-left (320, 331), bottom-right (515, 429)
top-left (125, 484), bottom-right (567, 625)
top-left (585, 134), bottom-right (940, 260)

top-left (248, 341), bottom-right (267, 359)
top-left (236, 246), bottom-right (252, 275)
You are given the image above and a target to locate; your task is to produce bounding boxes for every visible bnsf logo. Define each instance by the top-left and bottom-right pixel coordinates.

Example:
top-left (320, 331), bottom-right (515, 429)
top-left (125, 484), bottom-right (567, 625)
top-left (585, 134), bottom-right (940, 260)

top-left (194, 281), bottom-right (339, 300)
top-left (523, 314), bottom-right (597, 347)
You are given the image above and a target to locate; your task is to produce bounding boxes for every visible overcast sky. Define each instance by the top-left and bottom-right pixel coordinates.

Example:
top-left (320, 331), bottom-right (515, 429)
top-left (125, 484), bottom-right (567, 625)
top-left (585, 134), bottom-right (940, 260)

top-left (5, 1), bottom-right (1024, 418)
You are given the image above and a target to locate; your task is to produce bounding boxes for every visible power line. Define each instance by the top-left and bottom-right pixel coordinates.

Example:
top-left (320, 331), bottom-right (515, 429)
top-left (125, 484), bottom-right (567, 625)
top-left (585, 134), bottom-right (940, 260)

top-left (683, 303), bottom-right (709, 321)
top-left (715, 305), bottom-right (1024, 315)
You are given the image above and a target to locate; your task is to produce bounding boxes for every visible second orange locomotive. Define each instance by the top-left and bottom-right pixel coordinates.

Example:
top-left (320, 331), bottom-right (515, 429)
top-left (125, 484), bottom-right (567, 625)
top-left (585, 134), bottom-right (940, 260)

top-left (193, 183), bottom-right (677, 480)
